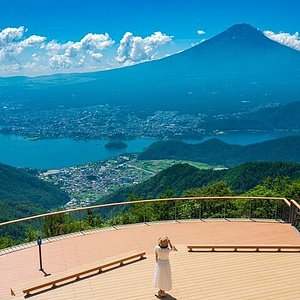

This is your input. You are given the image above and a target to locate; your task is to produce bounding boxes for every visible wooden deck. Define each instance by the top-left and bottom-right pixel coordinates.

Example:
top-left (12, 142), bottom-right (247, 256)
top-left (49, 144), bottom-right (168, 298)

top-left (1, 220), bottom-right (300, 299)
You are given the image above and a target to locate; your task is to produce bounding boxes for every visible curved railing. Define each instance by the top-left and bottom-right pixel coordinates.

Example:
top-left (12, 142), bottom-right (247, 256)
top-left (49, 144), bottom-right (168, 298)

top-left (0, 196), bottom-right (298, 250)
top-left (0, 196), bottom-right (291, 227)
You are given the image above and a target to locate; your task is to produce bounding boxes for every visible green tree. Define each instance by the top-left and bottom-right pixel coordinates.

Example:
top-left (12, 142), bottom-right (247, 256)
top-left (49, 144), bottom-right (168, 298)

top-left (83, 209), bottom-right (104, 228)
top-left (0, 236), bottom-right (14, 249)
top-left (245, 176), bottom-right (293, 219)
top-left (42, 213), bottom-right (80, 237)
top-left (180, 181), bottom-right (233, 219)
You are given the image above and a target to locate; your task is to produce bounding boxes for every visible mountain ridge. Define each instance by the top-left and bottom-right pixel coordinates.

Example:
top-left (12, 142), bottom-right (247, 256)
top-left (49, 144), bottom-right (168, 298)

top-left (138, 136), bottom-right (300, 166)
top-left (0, 163), bottom-right (69, 210)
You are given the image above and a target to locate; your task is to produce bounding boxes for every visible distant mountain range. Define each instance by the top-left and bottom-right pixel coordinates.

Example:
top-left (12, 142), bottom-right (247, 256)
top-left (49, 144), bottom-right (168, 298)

top-left (201, 100), bottom-right (300, 131)
top-left (138, 136), bottom-right (300, 166)
top-left (1, 24), bottom-right (300, 114)
top-left (247, 100), bottom-right (300, 130)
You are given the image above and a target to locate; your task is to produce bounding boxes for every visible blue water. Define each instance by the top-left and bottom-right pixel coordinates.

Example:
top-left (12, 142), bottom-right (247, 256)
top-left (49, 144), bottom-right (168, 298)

top-left (0, 135), bottom-right (157, 169)
top-left (202, 131), bottom-right (300, 145)
top-left (0, 131), bottom-right (299, 169)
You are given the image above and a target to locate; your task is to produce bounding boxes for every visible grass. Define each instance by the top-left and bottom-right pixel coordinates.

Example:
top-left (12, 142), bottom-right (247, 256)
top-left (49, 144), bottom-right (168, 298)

top-left (133, 159), bottom-right (212, 174)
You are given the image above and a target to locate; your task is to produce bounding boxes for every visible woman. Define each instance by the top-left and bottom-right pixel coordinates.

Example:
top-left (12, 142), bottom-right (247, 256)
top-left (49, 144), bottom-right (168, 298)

top-left (153, 236), bottom-right (177, 298)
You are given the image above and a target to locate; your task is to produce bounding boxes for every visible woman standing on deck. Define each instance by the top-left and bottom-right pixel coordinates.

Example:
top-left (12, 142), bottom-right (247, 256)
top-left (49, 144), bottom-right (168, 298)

top-left (153, 236), bottom-right (177, 298)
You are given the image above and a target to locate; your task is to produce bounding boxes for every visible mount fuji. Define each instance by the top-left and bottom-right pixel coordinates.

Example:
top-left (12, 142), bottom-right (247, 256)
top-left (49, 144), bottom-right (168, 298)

top-left (1, 24), bottom-right (300, 114)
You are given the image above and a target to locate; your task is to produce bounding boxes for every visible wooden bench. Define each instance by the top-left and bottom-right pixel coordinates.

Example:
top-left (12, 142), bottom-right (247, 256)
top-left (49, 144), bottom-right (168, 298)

top-left (187, 245), bottom-right (300, 252)
top-left (22, 251), bottom-right (146, 297)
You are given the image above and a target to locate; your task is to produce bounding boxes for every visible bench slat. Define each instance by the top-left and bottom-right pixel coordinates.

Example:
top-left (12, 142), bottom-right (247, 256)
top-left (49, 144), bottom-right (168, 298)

top-left (187, 245), bottom-right (300, 252)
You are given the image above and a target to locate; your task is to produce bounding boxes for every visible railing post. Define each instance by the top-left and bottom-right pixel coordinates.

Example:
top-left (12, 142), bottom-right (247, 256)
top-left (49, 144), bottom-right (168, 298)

top-left (288, 199), bottom-right (291, 223)
top-left (282, 199), bottom-right (289, 222)
top-left (109, 208), bottom-right (113, 225)
top-left (292, 202), bottom-right (296, 226)
top-left (223, 201), bottom-right (226, 219)
top-left (39, 217), bottom-right (43, 239)
top-left (79, 209), bottom-right (82, 232)
top-left (199, 201), bottom-right (202, 220)
top-left (289, 201), bottom-right (296, 226)
top-left (249, 201), bottom-right (252, 219)
top-left (174, 200), bottom-right (177, 221)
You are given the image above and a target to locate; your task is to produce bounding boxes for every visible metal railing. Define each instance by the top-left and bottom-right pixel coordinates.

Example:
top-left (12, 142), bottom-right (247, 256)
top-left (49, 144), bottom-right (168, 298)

top-left (0, 196), bottom-right (299, 249)
top-left (0, 196), bottom-right (291, 226)
top-left (290, 199), bottom-right (300, 227)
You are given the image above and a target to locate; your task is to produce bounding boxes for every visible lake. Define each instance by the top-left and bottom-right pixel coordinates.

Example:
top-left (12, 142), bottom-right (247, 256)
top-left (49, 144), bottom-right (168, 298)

top-left (0, 131), bottom-right (299, 169)
top-left (0, 135), bottom-right (158, 169)
top-left (203, 131), bottom-right (300, 145)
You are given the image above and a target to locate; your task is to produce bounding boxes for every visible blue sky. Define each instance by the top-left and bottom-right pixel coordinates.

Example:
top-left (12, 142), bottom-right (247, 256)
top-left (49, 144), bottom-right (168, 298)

top-left (0, 0), bottom-right (299, 76)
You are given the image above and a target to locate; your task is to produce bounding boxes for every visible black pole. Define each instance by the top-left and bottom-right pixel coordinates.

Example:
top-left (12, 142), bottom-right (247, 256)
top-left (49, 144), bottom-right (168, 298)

top-left (38, 242), bottom-right (43, 271)
top-left (37, 234), bottom-right (51, 277)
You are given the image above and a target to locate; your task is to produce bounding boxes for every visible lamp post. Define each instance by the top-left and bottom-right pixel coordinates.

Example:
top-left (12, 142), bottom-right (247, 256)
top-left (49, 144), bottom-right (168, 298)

top-left (37, 234), bottom-right (51, 276)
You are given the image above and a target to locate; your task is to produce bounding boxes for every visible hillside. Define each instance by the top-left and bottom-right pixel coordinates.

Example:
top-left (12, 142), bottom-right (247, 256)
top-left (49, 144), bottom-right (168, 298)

top-left (100, 161), bottom-right (300, 204)
top-left (202, 100), bottom-right (300, 131)
top-left (0, 163), bottom-right (70, 222)
top-left (138, 136), bottom-right (300, 166)
top-left (1, 24), bottom-right (300, 114)
top-left (249, 101), bottom-right (300, 129)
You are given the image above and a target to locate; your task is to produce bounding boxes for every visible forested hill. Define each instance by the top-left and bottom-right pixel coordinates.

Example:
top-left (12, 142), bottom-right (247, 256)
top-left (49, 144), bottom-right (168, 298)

top-left (138, 136), bottom-right (300, 166)
top-left (100, 161), bottom-right (300, 204)
top-left (235, 100), bottom-right (300, 130)
top-left (0, 163), bottom-right (70, 222)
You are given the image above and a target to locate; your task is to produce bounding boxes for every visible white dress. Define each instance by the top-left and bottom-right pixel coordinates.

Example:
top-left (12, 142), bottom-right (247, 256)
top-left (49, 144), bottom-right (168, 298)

top-left (153, 245), bottom-right (172, 291)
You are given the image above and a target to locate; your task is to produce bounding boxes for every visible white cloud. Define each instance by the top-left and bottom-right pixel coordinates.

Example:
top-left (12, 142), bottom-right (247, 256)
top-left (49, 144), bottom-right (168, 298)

top-left (264, 30), bottom-right (300, 51)
top-left (116, 31), bottom-right (173, 64)
top-left (80, 33), bottom-right (114, 50)
top-left (87, 50), bottom-right (103, 61)
top-left (0, 63), bottom-right (22, 72)
top-left (143, 31), bottom-right (173, 46)
top-left (31, 53), bottom-right (40, 62)
top-left (20, 35), bottom-right (47, 47)
top-left (46, 33), bottom-right (114, 69)
top-left (0, 27), bottom-right (174, 76)
top-left (0, 26), bottom-right (47, 74)
top-left (197, 30), bottom-right (206, 35)
top-left (49, 54), bottom-right (72, 69)
top-left (0, 27), bottom-right (115, 75)
top-left (45, 40), bottom-right (67, 53)
top-left (0, 26), bottom-right (25, 44)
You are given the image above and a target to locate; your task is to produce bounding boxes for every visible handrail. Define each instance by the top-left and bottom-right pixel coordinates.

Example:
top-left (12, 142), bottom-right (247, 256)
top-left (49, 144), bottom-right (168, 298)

top-left (0, 196), bottom-right (290, 227)
top-left (289, 199), bottom-right (300, 226)
top-left (282, 198), bottom-right (291, 207)
top-left (291, 199), bottom-right (300, 210)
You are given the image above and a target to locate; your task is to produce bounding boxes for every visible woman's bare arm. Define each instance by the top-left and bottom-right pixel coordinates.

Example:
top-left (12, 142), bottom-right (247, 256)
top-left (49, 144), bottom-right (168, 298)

top-left (168, 240), bottom-right (178, 251)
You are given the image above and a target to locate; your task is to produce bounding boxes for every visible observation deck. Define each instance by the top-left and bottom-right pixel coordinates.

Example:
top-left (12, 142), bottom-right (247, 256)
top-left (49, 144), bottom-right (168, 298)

top-left (0, 197), bottom-right (300, 299)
